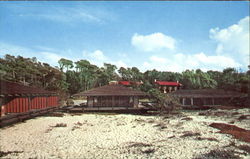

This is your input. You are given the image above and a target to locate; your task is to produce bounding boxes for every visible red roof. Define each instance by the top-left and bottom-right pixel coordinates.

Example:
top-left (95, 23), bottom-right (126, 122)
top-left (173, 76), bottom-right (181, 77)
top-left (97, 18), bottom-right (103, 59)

top-left (118, 81), bottom-right (131, 86)
top-left (118, 81), bottom-right (143, 86)
top-left (155, 81), bottom-right (182, 86)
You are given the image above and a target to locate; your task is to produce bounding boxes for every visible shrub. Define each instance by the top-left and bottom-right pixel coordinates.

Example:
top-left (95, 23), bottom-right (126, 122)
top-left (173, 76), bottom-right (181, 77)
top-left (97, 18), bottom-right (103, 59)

top-left (148, 88), bottom-right (181, 114)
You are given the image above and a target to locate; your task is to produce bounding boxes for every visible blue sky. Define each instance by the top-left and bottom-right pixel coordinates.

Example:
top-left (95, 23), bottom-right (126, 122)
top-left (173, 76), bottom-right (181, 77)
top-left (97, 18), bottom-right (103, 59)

top-left (0, 1), bottom-right (249, 72)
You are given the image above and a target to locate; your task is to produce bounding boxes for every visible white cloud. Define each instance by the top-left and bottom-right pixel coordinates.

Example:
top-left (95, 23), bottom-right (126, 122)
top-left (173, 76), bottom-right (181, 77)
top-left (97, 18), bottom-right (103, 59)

top-left (141, 16), bottom-right (249, 72)
top-left (40, 52), bottom-right (65, 66)
top-left (15, 6), bottom-right (106, 24)
top-left (209, 16), bottom-right (249, 67)
top-left (113, 60), bottom-right (127, 68)
top-left (131, 32), bottom-right (176, 52)
top-left (0, 42), bottom-right (32, 57)
top-left (40, 8), bottom-right (101, 23)
top-left (89, 50), bottom-right (108, 61)
top-left (150, 55), bottom-right (167, 63)
top-left (0, 42), bottom-right (128, 70)
top-left (0, 42), bottom-right (73, 67)
top-left (193, 52), bottom-right (240, 68)
top-left (142, 53), bottom-right (241, 72)
top-left (83, 50), bottom-right (127, 68)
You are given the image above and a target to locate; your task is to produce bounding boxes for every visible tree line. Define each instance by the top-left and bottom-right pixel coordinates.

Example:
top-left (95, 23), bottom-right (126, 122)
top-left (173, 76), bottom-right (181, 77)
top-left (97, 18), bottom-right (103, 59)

top-left (1, 54), bottom-right (249, 96)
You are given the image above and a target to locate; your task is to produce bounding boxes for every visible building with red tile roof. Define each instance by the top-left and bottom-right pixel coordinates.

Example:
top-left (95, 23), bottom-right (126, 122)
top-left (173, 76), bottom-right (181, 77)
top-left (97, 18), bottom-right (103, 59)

top-left (154, 80), bottom-right (182, 93)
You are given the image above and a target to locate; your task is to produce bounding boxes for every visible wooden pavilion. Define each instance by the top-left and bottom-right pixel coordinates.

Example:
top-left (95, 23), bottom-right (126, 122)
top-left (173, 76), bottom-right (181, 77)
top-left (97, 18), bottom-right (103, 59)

top-left (170, 89), bottom-right (246, 106)
top-left (74, 84), bottom-right (147, 110)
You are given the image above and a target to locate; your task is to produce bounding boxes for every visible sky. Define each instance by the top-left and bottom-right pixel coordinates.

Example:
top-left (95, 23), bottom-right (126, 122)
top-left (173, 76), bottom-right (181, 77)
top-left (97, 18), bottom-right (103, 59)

top-left (0, 1), bottom-right (249, 72)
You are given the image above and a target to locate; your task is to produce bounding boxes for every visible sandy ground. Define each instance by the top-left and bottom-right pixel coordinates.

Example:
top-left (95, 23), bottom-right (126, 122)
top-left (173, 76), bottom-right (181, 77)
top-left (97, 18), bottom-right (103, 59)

top-left (0, 108), bottom-right (250, 159)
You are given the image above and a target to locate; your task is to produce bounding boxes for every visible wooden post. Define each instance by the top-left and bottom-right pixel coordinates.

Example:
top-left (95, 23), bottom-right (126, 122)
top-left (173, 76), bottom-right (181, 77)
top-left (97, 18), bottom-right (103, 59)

top-left (87, 96), bottom-right (89, 107)
top-left (0, 98), bottom-right (5, 116)
top-left (112, 96), bottom-right (114, 110)
top-left (15, 98), bottom-right (18, 113)
top-left (46, 96), bottom-right (48, 108)
top-left (28, 97), bottom-right (31, 111)
top-left (119, 96), bottom-right (121, 107)
top-left (134, 96), bottom-right (136, 108)
top-left (182, 98), bottom-right (185, 106)
top-left (101, 96), bottom-right (102, 108)
top-left (191, 98), bottom-right (194, 106)
top-left (212, 98), bottom-right (215, 105)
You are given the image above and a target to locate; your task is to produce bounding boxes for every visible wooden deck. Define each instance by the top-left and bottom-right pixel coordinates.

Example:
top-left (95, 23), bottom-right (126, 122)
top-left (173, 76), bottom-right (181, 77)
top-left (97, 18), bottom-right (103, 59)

top-left (60, 106), bottom-right (155, 113)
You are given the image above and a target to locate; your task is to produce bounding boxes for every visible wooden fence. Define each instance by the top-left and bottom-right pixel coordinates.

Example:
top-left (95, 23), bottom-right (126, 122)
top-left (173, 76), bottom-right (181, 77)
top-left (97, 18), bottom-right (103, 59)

top-left (2, 96), bottom-right (58, 114)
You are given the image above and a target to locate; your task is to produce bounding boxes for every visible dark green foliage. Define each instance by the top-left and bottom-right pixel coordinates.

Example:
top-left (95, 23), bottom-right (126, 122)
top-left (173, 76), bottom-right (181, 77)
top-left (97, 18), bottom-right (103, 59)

top-left (1, 54), bottom-right (249, 97)
top-left (148, 88), bottom-right (181, 113)
top-left (0, 54), bottom-right (68, 93)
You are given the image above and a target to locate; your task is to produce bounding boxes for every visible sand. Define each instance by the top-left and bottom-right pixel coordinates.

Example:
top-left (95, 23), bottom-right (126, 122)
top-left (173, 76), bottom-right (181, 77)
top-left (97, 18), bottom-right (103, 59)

top-left (0, 108), bottom-right (250, 159)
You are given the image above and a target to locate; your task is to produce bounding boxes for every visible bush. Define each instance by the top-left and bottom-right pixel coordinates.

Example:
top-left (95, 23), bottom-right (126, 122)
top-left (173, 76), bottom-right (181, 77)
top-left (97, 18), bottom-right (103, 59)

top-left (148, 88), bottom-right (181, 114)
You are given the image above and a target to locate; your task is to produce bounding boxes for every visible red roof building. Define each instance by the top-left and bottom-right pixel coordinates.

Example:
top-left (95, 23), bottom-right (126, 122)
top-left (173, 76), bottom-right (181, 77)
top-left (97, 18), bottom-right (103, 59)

top-left (118, 81), bottom-right (143, 86)
top-left (154, 80), bottom-right (182, 93)
top-left (154, 81), bottom-right (182, 86)
top-left (118, 81), bottom-right (131, 86)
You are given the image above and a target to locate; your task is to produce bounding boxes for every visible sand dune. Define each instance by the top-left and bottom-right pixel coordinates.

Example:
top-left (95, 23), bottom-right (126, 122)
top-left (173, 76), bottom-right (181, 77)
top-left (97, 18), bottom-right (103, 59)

top-left (0, 109), bottom-right (249, 159)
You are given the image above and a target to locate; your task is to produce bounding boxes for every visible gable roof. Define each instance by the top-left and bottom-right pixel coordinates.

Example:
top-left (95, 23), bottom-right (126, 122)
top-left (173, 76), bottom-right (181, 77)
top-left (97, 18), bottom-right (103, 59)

top-left (155, 81), bottom-right (182, 86)
top-left (74, 84), bottom-right (147, 96)
top-left (170, 89), bottom-right (246, 98)
top-left (0, 80), bottom-right (57, 97)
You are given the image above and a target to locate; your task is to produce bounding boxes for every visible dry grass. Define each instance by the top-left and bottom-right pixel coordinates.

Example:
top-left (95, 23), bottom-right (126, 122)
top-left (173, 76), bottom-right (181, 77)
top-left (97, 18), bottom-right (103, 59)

top-left (128, 142), bottom-right (152, 147)
top-left (0, 151), bottom-right (23, 157)
top-left (44, 112), bottom-right (64, 117)
top-left (196, 137), bottom-right (219, 142)
top-left (153, 122), bottom-right (167, 130)
top-left (181, 117), bottom-right (193, 121)
top-left (194, 149), bottom-right (241, 159)
top-left (181, 131), bottom-right (201, 138)
top-left (126, 142), bottom-right (156, 155)
top-left (53, 123), bottom-right (67, 127)
top-left (237, 144), bottom-right (250, 153)
top-left (45, 123), bottom-right (67, 133)
top-left (238, 115), bottom-right (250, 121)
